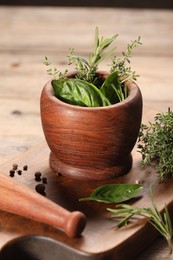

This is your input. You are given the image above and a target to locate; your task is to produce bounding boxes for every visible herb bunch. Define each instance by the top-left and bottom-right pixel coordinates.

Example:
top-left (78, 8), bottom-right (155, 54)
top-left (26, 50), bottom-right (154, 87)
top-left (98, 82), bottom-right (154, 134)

top-left (107, 187), bottom-right (173, 253)
top-left (44, 27), bottom-right (141, 84)
top-left (44, 28), bottom-right (141, 107)
top-left (67, 28), bottom-right (141, 85)
top-left (138, 108), bottom-right (173, 181)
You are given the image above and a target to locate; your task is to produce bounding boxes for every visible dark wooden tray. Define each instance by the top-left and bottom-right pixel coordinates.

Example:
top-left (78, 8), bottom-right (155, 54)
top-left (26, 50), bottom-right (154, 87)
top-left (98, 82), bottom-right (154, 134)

top-left (0, 108), bottom-right (173, 259)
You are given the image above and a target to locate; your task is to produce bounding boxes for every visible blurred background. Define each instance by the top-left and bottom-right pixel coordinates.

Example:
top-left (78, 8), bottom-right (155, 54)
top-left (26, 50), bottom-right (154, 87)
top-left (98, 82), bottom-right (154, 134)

top-left (0, 2), bottom-right (173, 258)
top-left (0, 2), bottom-right (173, 160)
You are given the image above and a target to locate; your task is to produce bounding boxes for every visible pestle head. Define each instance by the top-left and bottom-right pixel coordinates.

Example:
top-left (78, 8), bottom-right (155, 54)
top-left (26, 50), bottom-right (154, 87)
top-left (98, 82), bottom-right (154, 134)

top-left (65, 211), bottom-right (87, 238)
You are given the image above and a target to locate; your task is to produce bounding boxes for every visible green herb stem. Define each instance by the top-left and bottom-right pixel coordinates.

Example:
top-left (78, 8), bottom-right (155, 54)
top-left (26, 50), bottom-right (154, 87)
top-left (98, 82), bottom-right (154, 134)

top-left (107, 187), bottom-right (173, 253)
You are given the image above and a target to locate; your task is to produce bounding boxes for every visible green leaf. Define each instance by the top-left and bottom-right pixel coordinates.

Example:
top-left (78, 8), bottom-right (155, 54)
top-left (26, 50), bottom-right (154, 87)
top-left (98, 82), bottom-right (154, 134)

top-left (95, 47), bottom-right (116, 66)
top-left (94, 26), bottom-right (99, 54)
top-left (100, 71), bottom-right (124, 104)
top-left (79, 184), bottom-right (143, 203)
top-left (51, 78), bottom-right (111, 107)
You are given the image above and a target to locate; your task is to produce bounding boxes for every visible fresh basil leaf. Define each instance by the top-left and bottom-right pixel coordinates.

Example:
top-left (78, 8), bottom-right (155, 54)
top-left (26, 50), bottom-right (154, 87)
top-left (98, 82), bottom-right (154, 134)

top-left (79, 184), bottom-right (143, 203)
top-left (100, 71), bottom-right (124, 104)
top-left (52, 78), bottom-right (111, 107)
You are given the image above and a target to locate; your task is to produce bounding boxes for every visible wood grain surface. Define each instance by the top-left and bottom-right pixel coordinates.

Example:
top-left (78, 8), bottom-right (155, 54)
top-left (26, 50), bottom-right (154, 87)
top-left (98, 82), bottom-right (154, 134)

top-left (0, 171), bottom-right (86, 238)
top-left (0, 6), bottom-right (173, 259)
top-left (0, 108), bottom-right (173, 259)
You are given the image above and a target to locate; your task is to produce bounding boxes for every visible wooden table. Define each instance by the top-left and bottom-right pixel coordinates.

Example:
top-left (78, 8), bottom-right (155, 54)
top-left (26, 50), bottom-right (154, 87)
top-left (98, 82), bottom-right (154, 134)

top-left (0, 6), bottom-right (173, 259)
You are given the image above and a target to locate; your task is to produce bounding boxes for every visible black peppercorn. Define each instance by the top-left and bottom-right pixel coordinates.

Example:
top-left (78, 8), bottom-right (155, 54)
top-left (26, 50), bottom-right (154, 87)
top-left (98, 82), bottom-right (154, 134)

top-left (34, 172), bottom-right (42, 182)
top-left (23, 165), bottom-right (28, 171)
top-left (9, 170), bottom-right (15, 177)
top-left (12, 164), bottom-right (18, 170)
top-left (42, 177), bottom-right (47, 184)
top-left (17, 170), bottom-right (22, 175)
top-left (35, 184), bottom-right (46, 195)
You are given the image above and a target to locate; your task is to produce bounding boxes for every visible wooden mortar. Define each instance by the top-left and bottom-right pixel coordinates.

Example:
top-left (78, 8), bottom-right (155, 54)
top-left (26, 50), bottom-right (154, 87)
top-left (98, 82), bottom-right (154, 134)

top-left (40, 72), bottom-right (142, 181)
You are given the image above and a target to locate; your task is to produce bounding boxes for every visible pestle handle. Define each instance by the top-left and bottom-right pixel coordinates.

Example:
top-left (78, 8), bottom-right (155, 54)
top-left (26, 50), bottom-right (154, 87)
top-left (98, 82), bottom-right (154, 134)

top-left (0, 172), bottom-right (86, 238)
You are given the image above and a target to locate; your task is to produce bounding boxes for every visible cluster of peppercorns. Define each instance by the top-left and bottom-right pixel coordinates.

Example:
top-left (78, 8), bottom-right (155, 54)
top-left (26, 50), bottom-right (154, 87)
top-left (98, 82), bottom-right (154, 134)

top-left (34, 172), bottom-right (47, 196)
top-left (8, 163), bottom-right (47, 196)
top-left (9, 163), bottom-right (28, 177)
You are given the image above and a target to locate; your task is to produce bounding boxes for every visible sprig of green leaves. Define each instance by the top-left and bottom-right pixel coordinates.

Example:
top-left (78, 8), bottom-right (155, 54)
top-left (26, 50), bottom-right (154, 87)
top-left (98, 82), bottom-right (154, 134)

top-left (43, 56), bottom-right (68, 79)
top-left (110, 36), bottom-right (142, 83)
top-left (68, 27), bottom-right (118, 83)
top-left (107, 186), bottom-right (173, 253)
top-left (138, 108), bottom-right (173, 181)
top-left (44, 28), bottom-right (141, 86)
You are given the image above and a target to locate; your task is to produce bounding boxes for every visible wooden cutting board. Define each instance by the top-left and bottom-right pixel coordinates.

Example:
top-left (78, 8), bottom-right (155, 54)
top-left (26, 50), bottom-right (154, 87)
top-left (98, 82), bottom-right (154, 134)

top-left (0, 107), bottom-right (173, 259)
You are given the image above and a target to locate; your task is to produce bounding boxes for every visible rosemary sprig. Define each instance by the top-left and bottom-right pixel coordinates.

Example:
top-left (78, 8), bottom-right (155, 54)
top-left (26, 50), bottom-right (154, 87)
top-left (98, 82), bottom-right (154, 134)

top-left (68, 27), bottom-right (118, 83)
top-left (107, 186), bottom-right (173, 253)
top-left (138, 108), bottom-right (173, 181)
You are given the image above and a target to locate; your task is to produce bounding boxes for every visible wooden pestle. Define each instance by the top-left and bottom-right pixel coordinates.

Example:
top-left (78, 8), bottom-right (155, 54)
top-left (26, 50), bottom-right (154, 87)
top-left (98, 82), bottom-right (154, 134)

top-left (0, 172), bottom-right (86, 238)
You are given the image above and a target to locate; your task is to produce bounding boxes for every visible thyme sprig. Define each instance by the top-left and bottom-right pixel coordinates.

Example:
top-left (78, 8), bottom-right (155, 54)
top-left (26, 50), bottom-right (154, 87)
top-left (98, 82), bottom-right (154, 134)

top-left (110, 36), bottom-right (142, 83)
top-left (43, 56), bottom-right (68, 79)
top-left (107, 187), bottom-right (173, 253)
top-left (138, 108), bottom-right (173, 181)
